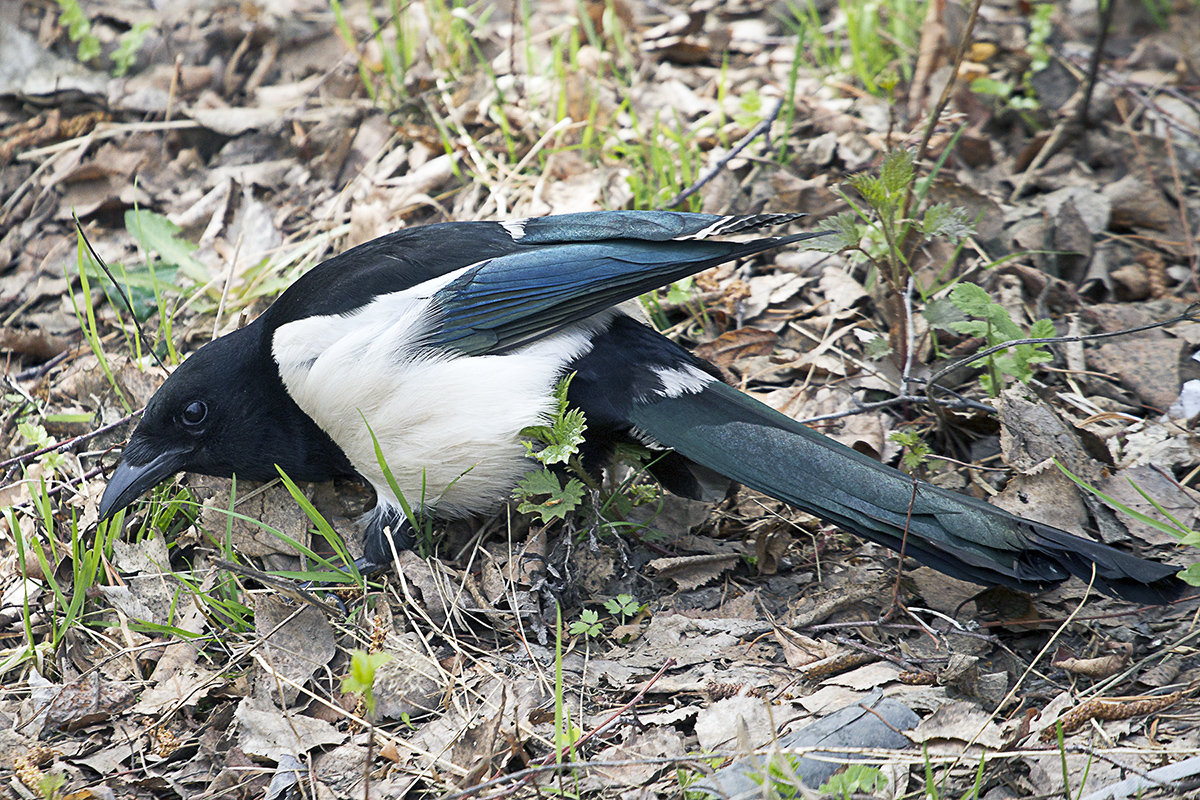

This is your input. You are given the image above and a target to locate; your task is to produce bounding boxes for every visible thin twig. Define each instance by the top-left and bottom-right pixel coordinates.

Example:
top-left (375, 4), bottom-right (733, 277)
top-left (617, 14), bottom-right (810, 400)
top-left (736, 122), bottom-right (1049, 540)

top-left (797, 393), bottom-right (994, 425)
top-left (901, 275), bottom-right (916, 395)
top-left (1072, 0), bottom-right (1117, 127)
top-left (0, 408), bottom-right (142, 473)
top-left (13, 348), bottom-right (72, 381)
top-left (900, 0), bottom-right (985, 228)
top-left (74, 217), bottom-right (165, 370)
top-left (663, 97), bottom-right (784, 210)
top-left (923, 302), bottom-right (1200, 399)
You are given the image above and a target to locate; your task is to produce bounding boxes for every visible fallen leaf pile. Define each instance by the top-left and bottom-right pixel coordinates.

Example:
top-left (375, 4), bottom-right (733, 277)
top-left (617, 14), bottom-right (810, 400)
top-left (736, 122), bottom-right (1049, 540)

top-left (2, 0), bottom-right (1200, 797)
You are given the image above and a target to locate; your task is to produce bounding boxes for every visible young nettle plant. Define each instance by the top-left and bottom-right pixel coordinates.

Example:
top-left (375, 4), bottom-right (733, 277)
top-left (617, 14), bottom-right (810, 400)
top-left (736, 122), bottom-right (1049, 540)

top-left (810, 148), bottom-right (975, 299)
top-left (512, 374), bottom-right (589, 523)
top-left (944, 282), bottom-right (1055, 396)
top-left (889, 429), bottom-right (938, 473)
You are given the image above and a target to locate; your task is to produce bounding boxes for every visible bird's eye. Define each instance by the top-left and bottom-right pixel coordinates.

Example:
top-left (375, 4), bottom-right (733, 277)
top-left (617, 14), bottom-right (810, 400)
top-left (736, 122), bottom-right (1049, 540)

top-left (181, 401), bottom-right (208, 426)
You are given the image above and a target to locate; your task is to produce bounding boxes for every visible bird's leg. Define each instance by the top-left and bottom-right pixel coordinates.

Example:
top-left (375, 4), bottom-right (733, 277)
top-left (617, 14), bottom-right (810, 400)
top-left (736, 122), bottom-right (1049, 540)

top-left (357, 503), bottom-right (418, 574)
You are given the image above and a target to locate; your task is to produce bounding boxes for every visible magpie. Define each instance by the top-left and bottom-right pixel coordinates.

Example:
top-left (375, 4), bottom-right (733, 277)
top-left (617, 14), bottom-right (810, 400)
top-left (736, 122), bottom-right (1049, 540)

top-left (97, 211), bottom-right (1182, 604)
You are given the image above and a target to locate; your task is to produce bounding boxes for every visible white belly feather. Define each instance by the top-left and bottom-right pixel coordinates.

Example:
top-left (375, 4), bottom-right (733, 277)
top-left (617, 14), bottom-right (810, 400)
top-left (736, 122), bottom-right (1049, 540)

top-left (270, 276), bottom-right (601, 517)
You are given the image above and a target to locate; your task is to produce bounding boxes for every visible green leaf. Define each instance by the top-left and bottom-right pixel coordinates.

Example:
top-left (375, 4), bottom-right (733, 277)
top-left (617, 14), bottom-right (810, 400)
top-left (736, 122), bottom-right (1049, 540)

top-left (56, 0), bottom-right (101, 62)
top-left (863, 334), bottom-right (892, 360)
top-left (124, 209), bottom-right (210, 284)
top-left (806, 211), bottom-right (860, 252)
top-left (922, 203), bottom-right (974, 243)
top-left (536, 409), bottom-right (587, 465)
top-left (1029, 318), bottom-right (1057, 339)
top-left (665, 276), bottom-right (695, 305)
top-left (112, 21), bottom-right (153, 77)
top-left (879, 148), bottom-right (914, 196)
top-left (58, 0), bottom-right (92, 42)
top-left (818, 764), bottom-right (886, 797)
top-left (848, 173), bottom-right (887, 209)
top-left (344, 650), bottom-right (392, 694)
top-left (947, 283), bottom-right (993, 317)
top-left (971, 76), bottom-right (1014, 98)
top-left (521, 374), bottom-right (587, 465)
top-left (76, 32), bottom-right (101, 62)
top-left (949, 319), bottom-right (988, 338)
top-left (513, 470), bottom-right (586, 523)
top-left (18, 421), bottom-right (53, 449)
top-left (568, 608), bottom-right (603, 637)
top-left (923, 297), bottom-right (968, 331)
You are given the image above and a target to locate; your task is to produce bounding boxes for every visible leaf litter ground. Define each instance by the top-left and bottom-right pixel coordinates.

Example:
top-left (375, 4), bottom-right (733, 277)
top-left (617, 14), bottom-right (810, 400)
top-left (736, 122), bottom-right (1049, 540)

top-left (1, 0), bottom-right (1200, 797)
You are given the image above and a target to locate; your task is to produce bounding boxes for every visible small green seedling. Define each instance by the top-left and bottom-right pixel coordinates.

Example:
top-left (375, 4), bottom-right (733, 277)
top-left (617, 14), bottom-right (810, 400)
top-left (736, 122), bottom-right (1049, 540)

top-left (568, 608), bottom-right (603, 638)
top-left (603, 593), bottom-right (641, 624)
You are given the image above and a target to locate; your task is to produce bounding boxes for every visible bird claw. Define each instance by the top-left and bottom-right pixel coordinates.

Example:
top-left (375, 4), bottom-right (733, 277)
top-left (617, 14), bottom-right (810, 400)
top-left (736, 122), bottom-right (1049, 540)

top-left (362, 506), bottom-right (417, 569)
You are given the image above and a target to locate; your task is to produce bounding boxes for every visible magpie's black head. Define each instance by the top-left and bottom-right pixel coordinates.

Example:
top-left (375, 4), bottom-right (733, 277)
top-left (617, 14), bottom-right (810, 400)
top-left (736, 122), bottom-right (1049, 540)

top-left (99, 326), bottom-right (353, 521)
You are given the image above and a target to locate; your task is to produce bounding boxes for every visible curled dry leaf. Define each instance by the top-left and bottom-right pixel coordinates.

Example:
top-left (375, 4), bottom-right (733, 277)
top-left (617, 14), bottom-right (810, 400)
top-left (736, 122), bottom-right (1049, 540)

top-left (647, 552), bottom-right (740, 590)
top-left (772, 627), bottom-right (840, 669)
top-left (1051, 653), bottom-right (1129, 680)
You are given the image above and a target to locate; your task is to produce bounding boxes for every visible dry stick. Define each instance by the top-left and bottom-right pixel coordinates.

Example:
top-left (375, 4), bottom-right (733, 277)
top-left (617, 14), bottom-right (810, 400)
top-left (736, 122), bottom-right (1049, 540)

top-left (901, 276), bottom-right (917, 395)
top-left (831, 634), bottom-right (920, 672)
top-left (799, 392), bottom-right (993, 424)
top-left (900, 0), bottom-right (984, 227)
top-left (1010, 0), bottom-right (1116, 201)
top-left (1072, 0), bottom-right (1117, 128)
top-left (1162, 127), bottom-right (1200, 294)
top-left (1007, 106), bottom-right (1077, 203)
top-left (12, 348), bottom-right (72, 381)
top-left (662, 97), bottom-right (784, 211)
top-left (0, 409), bottom-right (141, 474)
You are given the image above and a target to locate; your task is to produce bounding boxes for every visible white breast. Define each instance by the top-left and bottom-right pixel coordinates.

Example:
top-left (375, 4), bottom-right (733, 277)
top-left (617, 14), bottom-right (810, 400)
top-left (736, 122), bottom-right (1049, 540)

top-left (271, 277), bottom-right (603, 518)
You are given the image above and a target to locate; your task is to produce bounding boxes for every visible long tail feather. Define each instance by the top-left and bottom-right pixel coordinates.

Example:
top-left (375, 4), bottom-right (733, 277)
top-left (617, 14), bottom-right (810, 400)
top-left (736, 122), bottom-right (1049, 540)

top-left (629, 381), bottom-right (1183, 604)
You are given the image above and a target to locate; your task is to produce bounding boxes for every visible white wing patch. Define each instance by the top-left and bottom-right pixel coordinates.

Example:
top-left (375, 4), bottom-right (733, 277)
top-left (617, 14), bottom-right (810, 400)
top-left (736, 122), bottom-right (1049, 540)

top-left (501, 218), bottom-right (528, 240)
top-left (273, 277), bottom-right (602, 518)
top-left (651, 364), bottom-right (715, 398)
top-left (673, 212), bottom-right (805, 240)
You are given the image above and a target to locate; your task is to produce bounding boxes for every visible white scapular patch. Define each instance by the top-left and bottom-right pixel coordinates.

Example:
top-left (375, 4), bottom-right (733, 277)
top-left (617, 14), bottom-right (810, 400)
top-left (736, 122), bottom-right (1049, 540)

top-left (272, 274), bottom-right (604, 518)
top-left (500, 218), bottom-right (528, 240)
top-left (651, 364), bottom-right (715, 398)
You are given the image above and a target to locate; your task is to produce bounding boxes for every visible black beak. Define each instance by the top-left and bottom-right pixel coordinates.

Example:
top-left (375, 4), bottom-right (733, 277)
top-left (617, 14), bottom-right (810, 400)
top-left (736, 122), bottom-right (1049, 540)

top-left (99, 448), bottom-right (191, 521)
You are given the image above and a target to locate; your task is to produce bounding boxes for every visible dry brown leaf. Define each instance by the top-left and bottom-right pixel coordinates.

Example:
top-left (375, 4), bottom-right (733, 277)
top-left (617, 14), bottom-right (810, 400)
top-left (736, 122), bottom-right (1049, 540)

top-left (772, 628), bottom-right (840, 669)
top-left (910, 701), bottom-right (1005, 750)
top-left (648, 553), bottom-right (740, 590)
top-left (234, 695), bottom-right (346, 761)
top-left (254, 593), bottom-right (336, 706)
top-left (1051, 654), bottom-right (1128, 679)
top-left (692, 327), bottom-right (777, 368)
